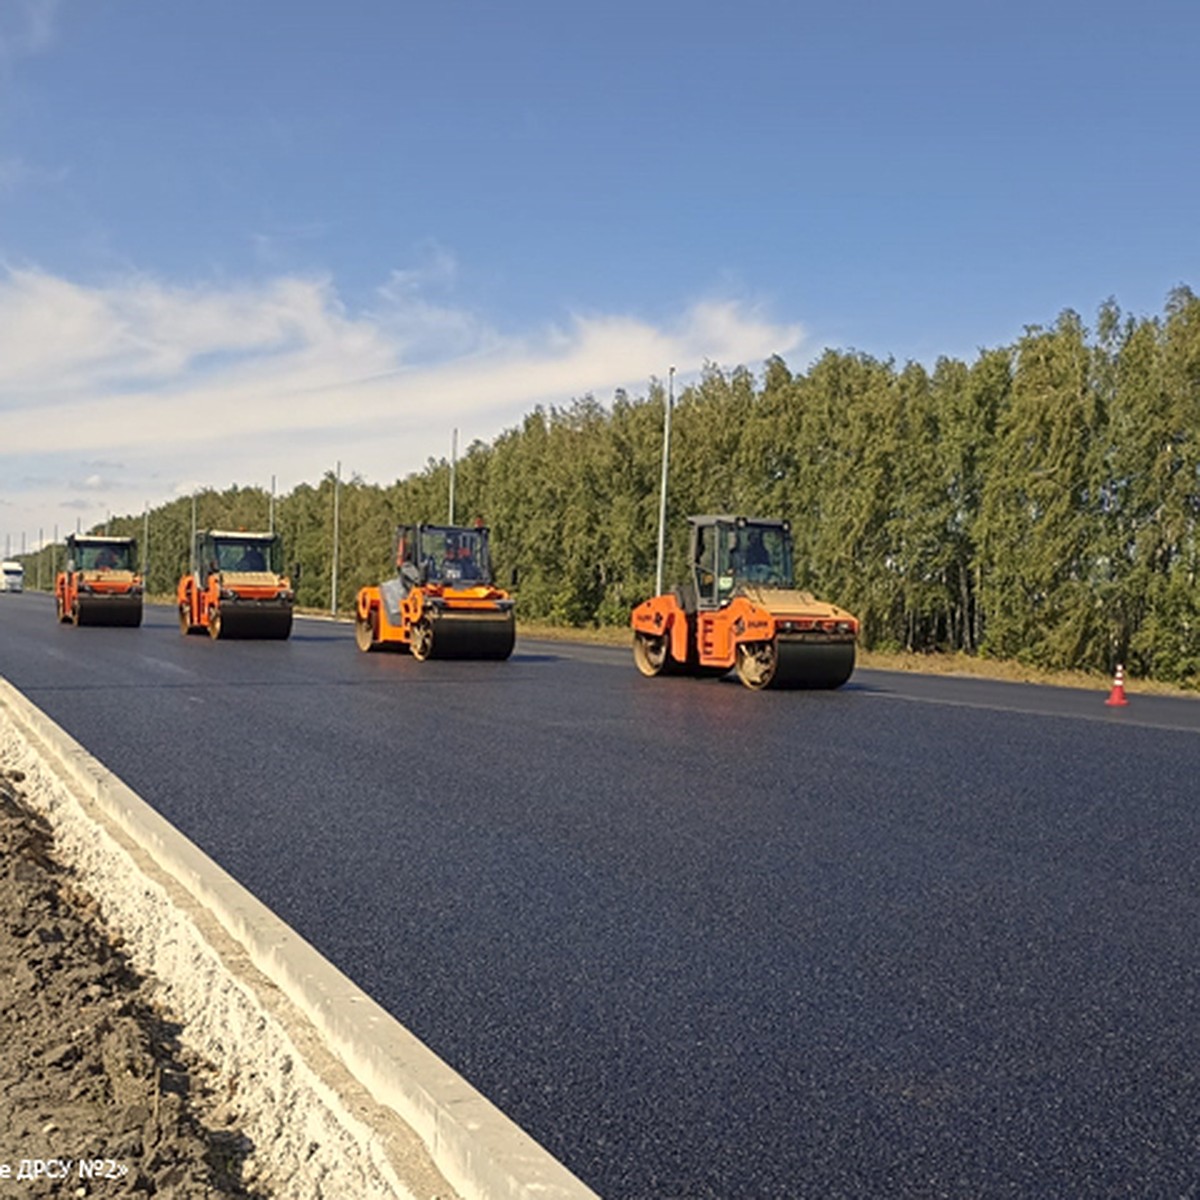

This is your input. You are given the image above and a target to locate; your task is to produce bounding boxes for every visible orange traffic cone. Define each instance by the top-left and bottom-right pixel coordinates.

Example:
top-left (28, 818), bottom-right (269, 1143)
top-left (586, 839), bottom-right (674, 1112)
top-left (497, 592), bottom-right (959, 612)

top-left (1105, 663), bottom-right (1129, 707)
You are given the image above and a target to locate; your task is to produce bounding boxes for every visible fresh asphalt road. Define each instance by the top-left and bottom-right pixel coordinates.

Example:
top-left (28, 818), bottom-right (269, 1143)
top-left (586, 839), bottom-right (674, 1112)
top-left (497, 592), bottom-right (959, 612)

top-left (3, 591), bottom-right (1200, 1199)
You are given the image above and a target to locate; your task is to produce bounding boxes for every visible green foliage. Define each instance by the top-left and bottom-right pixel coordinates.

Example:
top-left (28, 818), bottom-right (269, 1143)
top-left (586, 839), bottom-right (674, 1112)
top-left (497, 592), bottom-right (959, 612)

top-left (17, 290), bottom-right (1200, 686)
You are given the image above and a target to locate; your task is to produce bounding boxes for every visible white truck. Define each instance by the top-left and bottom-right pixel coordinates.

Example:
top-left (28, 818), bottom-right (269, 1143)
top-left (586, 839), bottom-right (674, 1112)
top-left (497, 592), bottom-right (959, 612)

top-left (1, 560), bottom-right (24, 592)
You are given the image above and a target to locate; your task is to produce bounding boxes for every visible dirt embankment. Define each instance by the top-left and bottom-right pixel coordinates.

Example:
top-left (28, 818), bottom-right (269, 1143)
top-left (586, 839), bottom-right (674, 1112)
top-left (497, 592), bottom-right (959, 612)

top-left (0, 766), bottom-right (268, 1199)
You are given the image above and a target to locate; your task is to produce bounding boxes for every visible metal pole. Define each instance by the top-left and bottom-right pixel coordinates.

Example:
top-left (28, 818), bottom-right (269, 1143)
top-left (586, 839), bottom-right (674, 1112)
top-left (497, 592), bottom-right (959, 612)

top-left (654, 366), bottom-right (675, 596)
top-left (142, 505), bottom-right (149, 578)
top-left (449, 428), bottom-right (458, 525)
top-left (37, 528), bottom-right (43, 590)
top-left (331, 461), bottom-right (341, 616)
top-left (190, 495), bottom-right (197, 572)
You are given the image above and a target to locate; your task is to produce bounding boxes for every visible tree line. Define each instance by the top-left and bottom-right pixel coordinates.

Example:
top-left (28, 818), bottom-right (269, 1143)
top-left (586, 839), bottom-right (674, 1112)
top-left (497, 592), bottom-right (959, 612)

top-left (18, 287), bottom-right (1200, 686)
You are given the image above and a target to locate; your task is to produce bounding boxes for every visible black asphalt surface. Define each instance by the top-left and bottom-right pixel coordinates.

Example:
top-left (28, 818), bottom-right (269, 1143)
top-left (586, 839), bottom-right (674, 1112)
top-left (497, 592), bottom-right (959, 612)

top-left (3, 589), bottom-right (1200, 1199)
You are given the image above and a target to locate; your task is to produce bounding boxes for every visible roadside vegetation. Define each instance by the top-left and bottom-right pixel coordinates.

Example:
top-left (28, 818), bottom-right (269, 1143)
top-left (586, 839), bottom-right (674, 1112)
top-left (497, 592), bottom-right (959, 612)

top-left (18, 288), bottom-right (1200, 690)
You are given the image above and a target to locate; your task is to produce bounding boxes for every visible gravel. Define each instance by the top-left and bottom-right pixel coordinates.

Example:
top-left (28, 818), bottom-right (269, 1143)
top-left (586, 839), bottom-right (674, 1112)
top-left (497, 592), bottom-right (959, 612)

top-left (0, 711), bottom-right (460, 1200)
top-left (0, 765), bottom-right (268, 1198)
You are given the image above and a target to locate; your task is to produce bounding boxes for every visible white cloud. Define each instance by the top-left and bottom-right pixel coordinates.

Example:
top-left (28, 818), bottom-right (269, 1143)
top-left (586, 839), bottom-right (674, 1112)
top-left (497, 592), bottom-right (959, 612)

top-left (369, 242), bottom-right (497, 363)
top-left (0, 262), bottom-right (806, 542)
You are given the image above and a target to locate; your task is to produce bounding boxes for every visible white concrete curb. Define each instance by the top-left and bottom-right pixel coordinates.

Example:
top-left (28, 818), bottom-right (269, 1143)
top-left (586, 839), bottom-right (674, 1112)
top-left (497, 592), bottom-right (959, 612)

top-left (0, 676), bottom-right (601, 1200)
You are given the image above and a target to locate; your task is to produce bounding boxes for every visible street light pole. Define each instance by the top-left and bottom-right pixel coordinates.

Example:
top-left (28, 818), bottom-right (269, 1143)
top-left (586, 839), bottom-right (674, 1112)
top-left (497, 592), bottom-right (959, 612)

top-left (654, 366), bottom-right (676, 597)
top-left (331, 461), bottom-right (341, 617)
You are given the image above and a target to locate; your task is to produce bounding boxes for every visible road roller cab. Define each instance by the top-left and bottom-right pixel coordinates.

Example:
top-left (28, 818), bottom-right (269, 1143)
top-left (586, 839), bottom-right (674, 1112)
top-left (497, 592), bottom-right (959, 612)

top-left (177, 530), bottom-right (293, 640)
top-left (355, 523), bottom-right (515, 660)
top-left (56, 534), bottom-right (143, 627)
top-left (631, 515), bottom-right (858, 689)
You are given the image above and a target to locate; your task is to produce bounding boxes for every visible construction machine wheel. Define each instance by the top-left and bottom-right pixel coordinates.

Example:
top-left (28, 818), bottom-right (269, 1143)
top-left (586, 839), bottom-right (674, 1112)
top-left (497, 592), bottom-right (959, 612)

top-left (355, 609), bottom-right (378, 652)
top-left (735, 640), bottom-right (778, 689)
top-left (633, 632), bottom-right (671, 677)
top-left (410, 618), bottom-right (434, 661)
top-left (208, 609), bottom-right (224, 640)
top-left (57, 595), bottom-right (70, 624)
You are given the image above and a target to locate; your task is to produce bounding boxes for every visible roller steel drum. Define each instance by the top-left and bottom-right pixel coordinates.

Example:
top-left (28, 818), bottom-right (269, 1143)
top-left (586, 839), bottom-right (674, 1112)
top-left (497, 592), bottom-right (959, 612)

top-left (209, 603), bottom-right (293, 640)
top-left (735, 636), bottom-right (855, 690)
top-left (74, 595), bottom-right (143, 627)
top-left (415, 610), bottom-right (515, 660)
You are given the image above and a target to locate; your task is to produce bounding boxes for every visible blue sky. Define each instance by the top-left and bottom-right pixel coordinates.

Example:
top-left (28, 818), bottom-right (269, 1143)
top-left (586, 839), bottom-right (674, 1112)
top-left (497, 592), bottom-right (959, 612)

top-left (1, 0), bottom-right (1197, 551)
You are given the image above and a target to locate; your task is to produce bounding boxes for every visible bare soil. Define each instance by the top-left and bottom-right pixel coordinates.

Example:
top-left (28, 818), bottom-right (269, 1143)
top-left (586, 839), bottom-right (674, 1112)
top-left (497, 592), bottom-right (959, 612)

top-left (0, 766), bottom-right (270, 1199)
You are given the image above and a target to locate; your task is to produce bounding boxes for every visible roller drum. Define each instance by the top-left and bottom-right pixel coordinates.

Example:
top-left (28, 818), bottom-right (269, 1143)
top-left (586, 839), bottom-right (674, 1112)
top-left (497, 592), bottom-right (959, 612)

top-left (774, 638), bottom-right (855, 688)
top-left (425, 610), bottom-right (515, 660)
top-left (737, 636), bottom-right (855, 690)
top-left (212, 602), bottom-right (293, 640)
top-left (75, 594), bottom-right (143, 627)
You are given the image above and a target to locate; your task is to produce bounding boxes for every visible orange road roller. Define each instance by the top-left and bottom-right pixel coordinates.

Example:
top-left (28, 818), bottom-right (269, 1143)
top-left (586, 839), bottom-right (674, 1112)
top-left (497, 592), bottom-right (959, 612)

top-left (56, 534), bottom-right (144, 627)
top-left (355, 523), bottom-right (515, 660)
top-left (631, 515), bottom-right (858, 690)
top-left (177, 529), bottom-right (294, 640)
